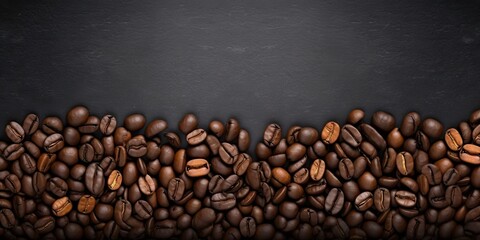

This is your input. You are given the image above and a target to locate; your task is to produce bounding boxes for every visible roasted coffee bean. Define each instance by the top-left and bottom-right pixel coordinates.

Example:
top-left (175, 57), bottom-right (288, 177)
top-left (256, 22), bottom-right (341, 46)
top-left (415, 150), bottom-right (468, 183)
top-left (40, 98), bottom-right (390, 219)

top-left (233, 153), bottom-right (251, 176)
top-left (263, 123), bottom-right (282, 147)
top-left (34, 215), bottom-right (55, 234)
top-left (78, 195), bottom-right (96, 214)
top-left (5, 121), bottom-right (25, 143)
top-left (211, 193), bottom-right (236, 211)
top-left (354, 192), bottom-right (373, 211)
top-left (43, 133), bottom-right (65, 153)
top-left (145, 119), bottom-right (167, 138)
top-left (396, 151), bottom-right (414, 176)
top-left (341, 124), bottom-right (362, 147)
top-left (321, 121), bottom-right (340, 144)
top-left (325, 188), bottom-right (344, 215)
top-left (52, 196), bottom-right (73, 217)
top-left (271, 167), bottom-right (291, 187)
top-left (126, 136), bottom-right (147, 157)
top-left (138, 174), bottom-right (156, 195)
top-left (422, 118), bottom-right (444, 139)
top-left (134, 200), bottom-right (153, 220)
top-left (372, 110), bottom-right (396, 132)
top-left (359, 123), bottom-right (387, 151)
top-left (85, 163), bottom-right (104, 196)
top-left (179, 113), bottom-right (198, 135)
top-left (422, 164), bottom-right (442, 185)
top-left (239, 217), bottom-right (256, 238)
top-left (219, 142), bottom-right (239, 165)
top-left (338, 158), bottom-right (354, 180)
top-left (22, 113), bottom-right (39, 135)
top-left (5, 173), bottom-right (21, 193)
top-left (445, 128), bottom-right (463, 151)
top-left (168, 178), bottom-right (185, 201)
top-left (42, 116), bottom-right (63, 134)
top-left (124, 113), bottom-right (146, 132)
top-left (460, 144), bottom-right (480, 164)
top-left (310, 159), bottom-right (325, 181)
top-left (394, 190), bottom-right (416, 208)
top-left (186, 159), bottom-right (210, 177)
top-left (186, 128), bottom-right (207, 145)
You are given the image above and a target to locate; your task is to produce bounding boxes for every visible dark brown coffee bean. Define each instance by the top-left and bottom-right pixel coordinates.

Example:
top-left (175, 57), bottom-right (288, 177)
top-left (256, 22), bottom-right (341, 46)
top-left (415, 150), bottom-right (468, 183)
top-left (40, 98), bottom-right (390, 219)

top-left (407, 216), bottom-right (425, 239)
top-left (372, 111), bottom-right (396, 133)
top-left (209, 120), bottom-right (225, 138)
top-left (233, 153), bottom-right (251, 176)
top-left (354, 192), bottom-right (373, 211)
top-left (307, 159), bottom-right (324, 181)
top-left (428, 185), bottom-right (448, 209)
top-left (126, 136), bottom-right (147, 157)
top-left (225, 118), bottom-right (240, 143)
top-left (422, 118), bottom-right (444, 140)
top-left (286, 143), bottom-right (306, 162)
top-left (66, 105), bottom-right (89, 127)
top-left (123, 113), bottom-right (146, 132)
top-left (358, 172), bottom-right (377, 191)
top-left (219, 142), bottom-right (239, 165)
top-left (245, 161), bottom-right (271, 190)
top-left (296, 127), bottom-right (318, 146)
top-left (325, 188), bottom-right (344, 215)
top-left (239, 217), bottom-right (256, 238)
top-left (373, 188), bottom-right (390, 212)
top-left (338, 158), bottom-right (354, 180)
top-left (192, 208), bottom-right (215, 230)
top-left (400, 112), bottom-right (421, 137)
top-left (211, 192), bottom-right (236, 211)
top-left (47, 177), bottom-right (68, 197)
top-left (5, 121), bottom-right (25, 143)
top-left (134, 200), bottom-right (153, 220)
top-left (168, 178), bottom-right (185, 201)
top-left (341, 124), bottom-right (362, 147)
top-left (396, 151), bottom-right (414, 176)
top-left (145, 119), bottom-right (167, 138)
top-left (5, 173), bottom-right (21, 193)
top-left (42, 133), bottom-right (64, 153)
top-left (321, 121), bottom-right (340, 144)
top-left (422, 164), bottom-right (442, 185)
top-left (394, 190), bottom-right (416, 208)
top-left (52, 196), bottom-right (73, 217)
top-left (42, 116), bottom-right (63, 134)
top-left (387, 128), bottom-right (404, 149)
top-left (22, 113), bottom-right (39, 135)
top-left (85, 163), bottom-right (104, 197)
top-left (359, 123), bottom-right (387, 151)
top-left (263, 123), bottom-right (282, 147)
top-left (186, 128), bottom-right (207, 145)
top-left (179, 113), bottom-right (198, 135)
top-left (138, 174), bottom-right (156, 195)
top-left (34, 215), bottom-right (55, 234)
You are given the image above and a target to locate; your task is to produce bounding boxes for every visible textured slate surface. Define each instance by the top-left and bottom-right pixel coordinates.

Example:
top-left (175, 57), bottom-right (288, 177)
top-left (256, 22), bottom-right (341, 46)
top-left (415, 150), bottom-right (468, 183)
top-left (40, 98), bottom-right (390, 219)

top-left (1, 0), bottom-right (479, 146)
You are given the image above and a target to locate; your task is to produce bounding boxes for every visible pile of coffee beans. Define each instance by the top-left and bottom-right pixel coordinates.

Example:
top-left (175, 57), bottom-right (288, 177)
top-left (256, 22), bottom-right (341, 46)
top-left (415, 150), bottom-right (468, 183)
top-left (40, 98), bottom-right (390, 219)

top-left (1, 106), bottom-right (480, 239)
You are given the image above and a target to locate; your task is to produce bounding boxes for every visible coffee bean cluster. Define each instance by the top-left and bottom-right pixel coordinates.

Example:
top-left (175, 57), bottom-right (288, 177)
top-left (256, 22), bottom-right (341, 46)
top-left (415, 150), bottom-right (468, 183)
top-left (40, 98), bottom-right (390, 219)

top-left (1, 106), bottom-right (480, 239)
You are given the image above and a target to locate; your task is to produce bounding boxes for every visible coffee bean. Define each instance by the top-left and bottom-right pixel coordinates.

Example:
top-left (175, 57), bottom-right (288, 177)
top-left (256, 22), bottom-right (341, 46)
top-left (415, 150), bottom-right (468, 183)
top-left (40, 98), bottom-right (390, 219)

top-left (34, 215), bottom-right (55, 234)
top-left (5, 173), bottom-right (21, 193)
top-left (168, 178), bottom-right (185, 201)
top-left (211, 192), bottom-right (236, 211)
top-left (338, 158), bottom-right (354, 180)
top-left (354, 192), bottom-right (373, 211)
top-left (271, 167), bottom-right (291, 187)
top-left (225, 118), bottom-right (240, 142)
top-left (372, 110), bottom-right (396, 132)
top-left (134, 200), bottom-right (153, 220)
top-left (186, 128), bottom-right (207, 145)
top-left (219, 142), bottom-right (239, 165)
top-left (359, 123), bottom-right (387, 151)
top-left (233, 153), bottom-right (251, 176)
top-left (286, 143), bottom-right (306, 162)
top-left (78, 195), bottom-right (96, 214)
top-left (321, 121), bottom-right (340, 144)
top-left (239, 217), bottom-right (256, 238)
top-left (341, 124), bottom-right (362, 147)
top-left (138, 174), bottom-right (156, 195)
top-left (52, 196), bottom-right (73, 217)
top-left (396, 151), bottom-right (414, 176)
top-left (42, 133), bottom-right (64, 153)
top-left (42, 116), bottom-right (63, 134)
top-left (309, 159), bottom-right (325, 181)
top-left (185, 159), bottom-right (210, 177)
top-left (325, 188), bottom-right (344, 215)
top-left (263, 123), bottom-right (282, 147)
top-left (445, 128), bottom-right (463, 151)
top-left (460, 144), bottom-right (480, 164)
top-left (144, 119), bottom-right (167, 138)
top-left (22, 113), bottom-right (39, 135)
top-left (395, 190), bottom-right (417, 208)
top-left (85, 163), bottom-right (104, 196)
top-left (5, 121), bottom-right (25, 143)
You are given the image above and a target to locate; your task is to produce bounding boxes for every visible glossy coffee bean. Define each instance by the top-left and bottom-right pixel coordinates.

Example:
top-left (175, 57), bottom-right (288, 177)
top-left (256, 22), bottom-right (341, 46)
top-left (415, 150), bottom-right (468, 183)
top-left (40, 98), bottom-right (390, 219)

top-left (52, 196), bottom-right (73, 217)
top-left (372, 110), bottom-right (396, 132)
top-left (263, 123), bottom-right (282, 147)
top-left (321, 121), bottom-right (340, 144)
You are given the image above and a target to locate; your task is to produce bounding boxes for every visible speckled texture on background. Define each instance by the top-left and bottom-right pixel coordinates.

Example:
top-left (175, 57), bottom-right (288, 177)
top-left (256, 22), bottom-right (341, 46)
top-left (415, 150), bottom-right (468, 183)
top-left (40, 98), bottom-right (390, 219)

top-left (0, 0), bottom-right (479, 148)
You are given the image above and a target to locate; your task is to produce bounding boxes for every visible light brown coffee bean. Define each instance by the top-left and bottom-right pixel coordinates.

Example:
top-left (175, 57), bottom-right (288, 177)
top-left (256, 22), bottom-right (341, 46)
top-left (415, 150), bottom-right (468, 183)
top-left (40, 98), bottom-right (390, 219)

top-left (52, 196), bottom-right (73, 217)
top-left (321, 121), bottom-right (340, 144)
top-left (107, 170), bottom-right (122, 190)
top-left (310, 159), bottom-right (326, 181)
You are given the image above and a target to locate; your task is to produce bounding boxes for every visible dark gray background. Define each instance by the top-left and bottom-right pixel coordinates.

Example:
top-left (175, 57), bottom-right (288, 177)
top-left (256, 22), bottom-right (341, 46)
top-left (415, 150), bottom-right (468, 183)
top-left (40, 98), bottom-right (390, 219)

top-left (1, 0), bottom-right (479, 147)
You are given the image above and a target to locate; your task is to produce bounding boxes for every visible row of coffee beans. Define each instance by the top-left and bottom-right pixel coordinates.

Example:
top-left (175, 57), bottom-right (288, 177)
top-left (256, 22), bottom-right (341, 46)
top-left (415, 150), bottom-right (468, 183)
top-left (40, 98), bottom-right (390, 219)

top-left (1, 106), bottom-right (480, 239)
